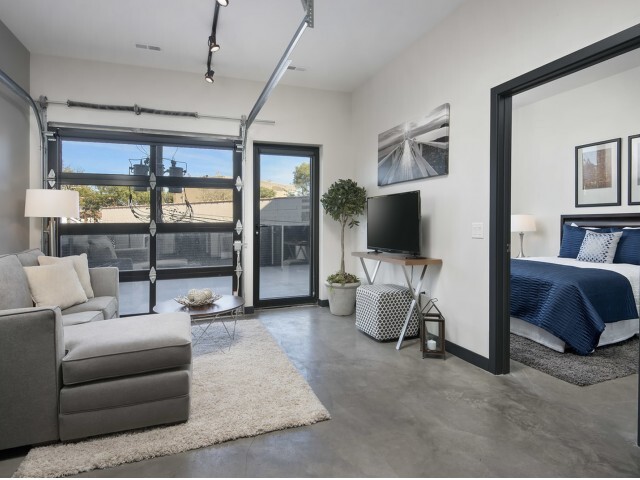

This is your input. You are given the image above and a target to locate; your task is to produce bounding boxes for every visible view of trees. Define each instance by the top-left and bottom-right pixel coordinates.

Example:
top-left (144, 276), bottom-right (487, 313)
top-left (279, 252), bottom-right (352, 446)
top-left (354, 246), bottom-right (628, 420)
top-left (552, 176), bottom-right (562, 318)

top-left (292, 162), bottom-right (310, 196)
top-left (260, 186), bottom-right (276, 199)
top-left (62, 160), bottom-right (311, 222)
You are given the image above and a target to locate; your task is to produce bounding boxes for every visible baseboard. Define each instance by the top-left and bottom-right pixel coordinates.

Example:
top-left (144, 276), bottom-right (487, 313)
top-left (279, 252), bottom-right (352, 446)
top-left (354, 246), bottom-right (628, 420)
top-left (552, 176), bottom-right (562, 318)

top-left (445, 340), bottom-right (490, 372)
top-left (318, 299), bottom-right (329, 307)
top-left (243, 306), bottom-right (255, 315)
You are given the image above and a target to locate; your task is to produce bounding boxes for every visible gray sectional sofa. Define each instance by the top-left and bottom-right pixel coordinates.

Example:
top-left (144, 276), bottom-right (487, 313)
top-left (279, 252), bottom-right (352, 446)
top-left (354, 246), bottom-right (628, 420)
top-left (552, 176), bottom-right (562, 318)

top-left (0, 249), bottom-right (192, 450)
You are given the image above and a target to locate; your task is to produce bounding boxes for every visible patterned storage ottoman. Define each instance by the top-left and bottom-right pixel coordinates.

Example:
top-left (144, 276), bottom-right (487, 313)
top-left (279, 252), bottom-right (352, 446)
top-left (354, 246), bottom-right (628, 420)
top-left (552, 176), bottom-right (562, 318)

top-left (355, 284), bottom-right (420, 341)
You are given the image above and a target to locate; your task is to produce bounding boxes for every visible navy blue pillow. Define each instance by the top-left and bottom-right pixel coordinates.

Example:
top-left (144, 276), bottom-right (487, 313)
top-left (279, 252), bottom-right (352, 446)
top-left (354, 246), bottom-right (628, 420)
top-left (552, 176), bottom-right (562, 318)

top-left (559, 224), bottom-right (611, 258)
top-left (613, 229), bottom-right (640, 265)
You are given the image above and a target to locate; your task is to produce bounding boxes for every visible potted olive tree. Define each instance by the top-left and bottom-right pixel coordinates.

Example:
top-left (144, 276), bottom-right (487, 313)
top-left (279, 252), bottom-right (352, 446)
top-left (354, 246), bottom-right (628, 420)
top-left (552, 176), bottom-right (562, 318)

top-left (321, 179), bottom-right (367, 315)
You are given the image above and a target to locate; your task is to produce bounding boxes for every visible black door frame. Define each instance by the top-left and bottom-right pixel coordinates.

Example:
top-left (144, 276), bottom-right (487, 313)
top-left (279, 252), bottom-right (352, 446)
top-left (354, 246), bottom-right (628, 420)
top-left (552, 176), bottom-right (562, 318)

top-left (489, 23), bottom-right (640, 443)
top-left (253, 143), bottom-right (320, 308)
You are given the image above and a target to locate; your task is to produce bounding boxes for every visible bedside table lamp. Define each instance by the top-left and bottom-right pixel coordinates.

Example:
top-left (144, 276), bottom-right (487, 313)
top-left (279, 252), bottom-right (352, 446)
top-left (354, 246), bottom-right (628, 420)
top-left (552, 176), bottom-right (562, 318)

top-left (25, 189), bottom-right (80, 256)
top-left (511, 214), bottom-right (536, 258)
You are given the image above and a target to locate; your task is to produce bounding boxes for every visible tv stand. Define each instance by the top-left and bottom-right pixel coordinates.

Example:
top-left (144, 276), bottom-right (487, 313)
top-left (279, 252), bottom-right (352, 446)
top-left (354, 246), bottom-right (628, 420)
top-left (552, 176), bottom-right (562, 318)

top-left (352, 251), bottom-right (442, 350)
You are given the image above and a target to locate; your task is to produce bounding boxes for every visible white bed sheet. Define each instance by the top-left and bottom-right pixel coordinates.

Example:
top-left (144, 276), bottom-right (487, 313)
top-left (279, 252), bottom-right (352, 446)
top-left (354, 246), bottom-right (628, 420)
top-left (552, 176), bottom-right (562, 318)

top-left (511, 257), bottom-right (640, 352)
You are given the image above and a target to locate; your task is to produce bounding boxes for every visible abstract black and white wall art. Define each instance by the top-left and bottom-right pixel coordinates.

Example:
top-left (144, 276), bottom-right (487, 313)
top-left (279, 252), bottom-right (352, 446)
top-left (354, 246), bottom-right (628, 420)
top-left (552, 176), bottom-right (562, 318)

top-left (377, 103), bottom-right (450, 186)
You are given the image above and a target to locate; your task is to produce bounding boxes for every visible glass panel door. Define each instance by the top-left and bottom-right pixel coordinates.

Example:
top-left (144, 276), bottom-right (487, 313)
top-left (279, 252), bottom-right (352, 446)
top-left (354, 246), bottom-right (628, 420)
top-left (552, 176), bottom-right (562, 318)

top-left (253, 144), bottom-right (318, 307)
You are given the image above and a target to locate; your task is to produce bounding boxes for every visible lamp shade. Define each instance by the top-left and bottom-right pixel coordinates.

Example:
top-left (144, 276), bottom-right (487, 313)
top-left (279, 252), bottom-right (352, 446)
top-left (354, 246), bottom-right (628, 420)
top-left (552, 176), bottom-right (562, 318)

top-left (25, 189), bottom-right (80, 219)
top-left (511, 214), bottom-right (536, 233)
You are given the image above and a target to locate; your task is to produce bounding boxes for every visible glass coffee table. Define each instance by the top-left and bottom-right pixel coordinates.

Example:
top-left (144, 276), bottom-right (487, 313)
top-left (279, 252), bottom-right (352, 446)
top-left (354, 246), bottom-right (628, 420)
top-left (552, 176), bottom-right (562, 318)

top-left (153, 295), bottom-right (245, 347)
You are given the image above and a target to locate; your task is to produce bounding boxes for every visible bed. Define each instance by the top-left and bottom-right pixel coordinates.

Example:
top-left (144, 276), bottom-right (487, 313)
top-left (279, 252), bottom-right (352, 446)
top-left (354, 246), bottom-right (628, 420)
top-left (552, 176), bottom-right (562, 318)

top-left (510, 214), bottom-right (640, 355)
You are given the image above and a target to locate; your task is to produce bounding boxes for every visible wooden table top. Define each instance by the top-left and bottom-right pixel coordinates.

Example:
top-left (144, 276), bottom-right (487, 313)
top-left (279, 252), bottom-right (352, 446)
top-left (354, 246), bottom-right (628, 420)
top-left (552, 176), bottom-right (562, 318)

top-left (153, 295), bottom-right (245, 318)
top-left (352, 251), bottom-right (442, 266)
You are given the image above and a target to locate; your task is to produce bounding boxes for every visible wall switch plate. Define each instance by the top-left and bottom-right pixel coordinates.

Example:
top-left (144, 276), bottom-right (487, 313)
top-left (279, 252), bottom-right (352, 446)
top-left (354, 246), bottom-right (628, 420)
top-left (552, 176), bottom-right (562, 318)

top-left (472, 222), bottom-right (484, 239)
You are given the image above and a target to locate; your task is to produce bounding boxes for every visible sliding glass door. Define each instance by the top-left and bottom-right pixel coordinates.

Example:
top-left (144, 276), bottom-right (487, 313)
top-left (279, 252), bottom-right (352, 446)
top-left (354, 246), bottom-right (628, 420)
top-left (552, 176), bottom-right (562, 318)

top-left (253, 144), bottom-right (319, 307)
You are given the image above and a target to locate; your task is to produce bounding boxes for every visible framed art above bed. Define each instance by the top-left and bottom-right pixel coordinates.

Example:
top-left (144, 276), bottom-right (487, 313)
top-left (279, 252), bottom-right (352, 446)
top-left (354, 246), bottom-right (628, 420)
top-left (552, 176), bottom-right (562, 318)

top-left (629, 134), bottom-right (640, 205)
top-left (575, 139), bottom-right (621, 207)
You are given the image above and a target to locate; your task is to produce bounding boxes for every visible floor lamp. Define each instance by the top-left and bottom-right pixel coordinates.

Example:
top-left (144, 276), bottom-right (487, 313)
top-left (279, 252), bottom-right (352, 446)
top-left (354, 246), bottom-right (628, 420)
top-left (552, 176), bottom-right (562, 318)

top-left (511, 214), bottom-right (536, 258)
top-left (25, 189), bottom-right (80, 256)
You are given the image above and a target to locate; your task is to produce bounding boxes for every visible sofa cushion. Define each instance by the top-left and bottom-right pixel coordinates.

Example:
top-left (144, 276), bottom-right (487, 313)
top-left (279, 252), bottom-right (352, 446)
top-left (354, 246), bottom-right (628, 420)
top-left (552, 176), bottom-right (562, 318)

top-left (62, 296), bottom-right (118, 320)
top-left (38, 253), bottom-right (95, 298)
top-left (62, 311), bottom-right (103, 327)
top-left (23, 263), bottom-right (88, 310)
top-left (59, 367), bottom-right (190, 414)
top-left (62, 313), bottom-right (191, 385)
top-left (0, 255), bottom-right (33, 310)
top-left (16, 249), bottom-right (44, 267)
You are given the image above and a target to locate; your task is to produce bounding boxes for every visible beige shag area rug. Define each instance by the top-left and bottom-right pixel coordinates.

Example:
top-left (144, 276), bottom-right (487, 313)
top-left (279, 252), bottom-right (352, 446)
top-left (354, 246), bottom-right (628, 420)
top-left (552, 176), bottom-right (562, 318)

top-left (14, 319), bottom-right (330, 478)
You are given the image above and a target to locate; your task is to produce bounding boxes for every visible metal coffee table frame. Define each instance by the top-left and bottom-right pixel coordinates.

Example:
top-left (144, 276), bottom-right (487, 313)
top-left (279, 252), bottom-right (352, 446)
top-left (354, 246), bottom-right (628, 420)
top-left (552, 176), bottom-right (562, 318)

top-left (153, 295), bottom-right (245, 348)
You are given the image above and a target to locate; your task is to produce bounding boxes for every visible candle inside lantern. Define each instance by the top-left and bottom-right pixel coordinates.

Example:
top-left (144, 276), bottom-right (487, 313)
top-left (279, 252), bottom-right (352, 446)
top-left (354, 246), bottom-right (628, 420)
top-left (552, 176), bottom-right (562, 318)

top-left (427, 339), bottom-right (436, 350)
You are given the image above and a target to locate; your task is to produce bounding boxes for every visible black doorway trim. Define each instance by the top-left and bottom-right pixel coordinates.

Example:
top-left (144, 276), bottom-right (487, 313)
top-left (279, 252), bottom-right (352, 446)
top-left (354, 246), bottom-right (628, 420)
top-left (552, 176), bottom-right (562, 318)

top-left (489, 23), bottom-right (640, 444)
top-left (252, 143), bottom-right (320, 308)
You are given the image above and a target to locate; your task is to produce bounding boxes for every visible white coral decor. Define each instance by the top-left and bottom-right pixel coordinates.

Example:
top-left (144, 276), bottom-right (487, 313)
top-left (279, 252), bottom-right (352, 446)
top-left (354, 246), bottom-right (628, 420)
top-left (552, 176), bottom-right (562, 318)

top-left (176, 288), bottom-right (221, 307)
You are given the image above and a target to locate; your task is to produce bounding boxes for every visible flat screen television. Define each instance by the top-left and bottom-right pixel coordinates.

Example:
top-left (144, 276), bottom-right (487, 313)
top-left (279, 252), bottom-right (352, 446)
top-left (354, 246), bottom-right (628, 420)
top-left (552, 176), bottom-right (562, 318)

top-left (366, 191), bottom-right (421, 256)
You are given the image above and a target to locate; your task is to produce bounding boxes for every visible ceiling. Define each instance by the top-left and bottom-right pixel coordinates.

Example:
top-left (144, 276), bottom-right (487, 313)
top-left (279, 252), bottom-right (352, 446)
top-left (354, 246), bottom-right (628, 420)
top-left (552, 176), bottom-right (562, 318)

top-left (0, 0), bottom-right (464, 92)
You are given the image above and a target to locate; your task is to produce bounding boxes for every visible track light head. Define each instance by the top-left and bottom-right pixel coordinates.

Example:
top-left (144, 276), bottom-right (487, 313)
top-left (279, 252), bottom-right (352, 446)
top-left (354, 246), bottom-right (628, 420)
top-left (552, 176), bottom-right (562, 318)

top-left (217, 0), bottom-right (229, 6)
top-left (208, 36), bottom-right (220, 53)
top-left (204, 70), bottom-right (215, 83)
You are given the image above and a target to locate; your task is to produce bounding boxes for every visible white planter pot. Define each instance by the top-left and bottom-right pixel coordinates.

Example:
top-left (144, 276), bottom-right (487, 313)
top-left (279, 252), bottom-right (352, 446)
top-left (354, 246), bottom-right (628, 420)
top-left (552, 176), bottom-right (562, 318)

top-left (325, 281), bottom-right (360, 316)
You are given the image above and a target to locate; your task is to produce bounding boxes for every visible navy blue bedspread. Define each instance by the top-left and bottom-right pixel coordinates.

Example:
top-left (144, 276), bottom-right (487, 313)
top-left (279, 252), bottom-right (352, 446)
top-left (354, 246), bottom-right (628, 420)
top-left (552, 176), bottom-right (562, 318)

top-left (510, 259), bottom-right (638, 355)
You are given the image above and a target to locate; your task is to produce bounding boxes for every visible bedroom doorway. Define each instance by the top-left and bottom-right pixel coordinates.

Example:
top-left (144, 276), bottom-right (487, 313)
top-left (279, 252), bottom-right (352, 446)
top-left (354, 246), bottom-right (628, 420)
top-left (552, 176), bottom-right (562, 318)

top-left (489, 23), bottom-right (640, 444)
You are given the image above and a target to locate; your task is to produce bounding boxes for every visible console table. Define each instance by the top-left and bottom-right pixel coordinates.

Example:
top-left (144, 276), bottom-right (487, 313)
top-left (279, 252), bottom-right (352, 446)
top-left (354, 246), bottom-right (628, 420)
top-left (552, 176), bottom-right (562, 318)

top-left (352, 251), bottom-right (442, 350)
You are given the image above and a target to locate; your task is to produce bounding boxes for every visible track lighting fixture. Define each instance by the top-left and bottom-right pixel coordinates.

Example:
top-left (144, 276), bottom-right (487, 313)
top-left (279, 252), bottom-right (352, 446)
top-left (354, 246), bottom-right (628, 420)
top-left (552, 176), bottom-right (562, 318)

top-left (208, 36), bottom-right (220, 53)
top-left (204, 0), bottom-right (227, 83)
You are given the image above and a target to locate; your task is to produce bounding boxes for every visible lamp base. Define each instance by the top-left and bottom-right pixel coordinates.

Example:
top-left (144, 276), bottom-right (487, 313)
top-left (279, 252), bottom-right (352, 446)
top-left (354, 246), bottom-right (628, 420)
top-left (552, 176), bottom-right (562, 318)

top-left (516, 231), bottom-right (526, 258)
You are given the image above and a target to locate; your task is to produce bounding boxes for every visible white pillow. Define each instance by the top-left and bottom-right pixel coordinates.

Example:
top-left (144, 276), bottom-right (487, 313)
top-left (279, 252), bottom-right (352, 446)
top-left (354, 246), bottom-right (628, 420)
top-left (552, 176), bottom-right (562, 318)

top-left (576, 230), bottom-right (622, 263)
top-left (38, 253), bottom-right (94, 298)
top-left (23, 263), bottom-right (88, 310)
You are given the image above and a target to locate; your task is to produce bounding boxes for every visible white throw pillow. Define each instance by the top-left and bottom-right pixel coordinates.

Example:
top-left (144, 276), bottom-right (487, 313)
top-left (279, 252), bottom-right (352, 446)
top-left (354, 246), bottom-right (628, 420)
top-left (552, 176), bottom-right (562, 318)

top-left (38, 253), bottom-right (94, 298)
top-left (23, 263), bottom-right (88, 310)
top-left (576, 230), bottom-right (622, 263)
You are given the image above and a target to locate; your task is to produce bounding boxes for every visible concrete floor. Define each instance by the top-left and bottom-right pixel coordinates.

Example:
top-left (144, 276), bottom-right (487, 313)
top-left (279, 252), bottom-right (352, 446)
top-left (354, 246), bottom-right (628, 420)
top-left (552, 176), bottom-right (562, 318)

top-left (1, 305), bottom-right (639, 477)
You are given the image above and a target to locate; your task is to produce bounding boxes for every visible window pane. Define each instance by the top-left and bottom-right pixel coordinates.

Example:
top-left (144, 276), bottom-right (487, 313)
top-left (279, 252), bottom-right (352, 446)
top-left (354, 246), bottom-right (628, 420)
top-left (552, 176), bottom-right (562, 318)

top-left (160, 188), bottom-right (233, 223)
top-left (62, 141), bottom-right (150, 176)
top-left (63, 185), bottom-right (150, 223)
top-left (157, 232), bottom-right (233, 268)
top-left (156, 276), bottom-right (233, 302)
top-left (119, 280), bottom-right (150, 315)
top-left (160, 146), bottom-right (232, 179)
top-left (60, 234), bottom-right (150, 271)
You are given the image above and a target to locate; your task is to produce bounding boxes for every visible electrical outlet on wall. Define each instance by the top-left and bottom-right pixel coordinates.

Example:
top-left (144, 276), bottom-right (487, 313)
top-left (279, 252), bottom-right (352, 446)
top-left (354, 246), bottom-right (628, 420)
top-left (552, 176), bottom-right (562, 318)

top-left (472, 222), bottom-right (484, 239)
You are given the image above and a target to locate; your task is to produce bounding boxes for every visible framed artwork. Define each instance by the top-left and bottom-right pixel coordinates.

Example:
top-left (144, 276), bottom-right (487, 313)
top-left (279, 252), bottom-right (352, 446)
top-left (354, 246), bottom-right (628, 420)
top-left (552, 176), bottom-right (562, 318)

top-left (377, 103), bottom-right (450, 186)
top-left (629, 134), bottom-right (640, 205)
top-left (575, 138), bottom-right (621, 207)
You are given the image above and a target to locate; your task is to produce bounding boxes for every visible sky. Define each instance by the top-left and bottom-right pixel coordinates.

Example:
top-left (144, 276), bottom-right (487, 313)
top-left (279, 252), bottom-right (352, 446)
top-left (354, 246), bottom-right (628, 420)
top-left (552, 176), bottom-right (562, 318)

top-left (62, 141), bottom-right (309, 185)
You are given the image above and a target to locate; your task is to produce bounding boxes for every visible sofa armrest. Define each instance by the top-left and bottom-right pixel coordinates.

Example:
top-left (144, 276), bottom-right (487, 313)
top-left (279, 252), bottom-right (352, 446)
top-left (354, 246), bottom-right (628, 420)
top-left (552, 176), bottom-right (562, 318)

top-left (0, 306), bottom-right (64, 449)
top-left (89, 267), bottom-right (120, 309)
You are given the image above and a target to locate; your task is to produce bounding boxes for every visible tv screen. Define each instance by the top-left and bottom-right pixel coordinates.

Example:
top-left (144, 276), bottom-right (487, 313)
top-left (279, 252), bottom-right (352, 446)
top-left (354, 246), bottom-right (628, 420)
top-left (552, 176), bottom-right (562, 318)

top-left (367, 191), bottom-right (421, 256)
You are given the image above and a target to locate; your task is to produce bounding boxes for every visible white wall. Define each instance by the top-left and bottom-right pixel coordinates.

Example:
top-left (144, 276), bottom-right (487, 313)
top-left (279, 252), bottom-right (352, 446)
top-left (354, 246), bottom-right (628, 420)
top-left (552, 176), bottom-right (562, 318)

top-left (350, 0), bottom-right (640, 358)
top-left (512, 63), bottom-right (640, 257)
top-left (29, 54), bottom-right (353, 306)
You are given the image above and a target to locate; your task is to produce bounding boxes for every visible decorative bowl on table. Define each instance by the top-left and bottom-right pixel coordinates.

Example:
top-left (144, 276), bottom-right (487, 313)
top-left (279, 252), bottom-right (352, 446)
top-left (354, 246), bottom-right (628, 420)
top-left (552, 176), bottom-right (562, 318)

top-left (174, 288), bottom-right (222, 307)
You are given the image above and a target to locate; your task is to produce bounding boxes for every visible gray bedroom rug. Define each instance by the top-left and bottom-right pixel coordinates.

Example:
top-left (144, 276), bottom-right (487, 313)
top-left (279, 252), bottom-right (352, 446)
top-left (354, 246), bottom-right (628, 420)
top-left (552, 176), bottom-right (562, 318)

top-left (510, 333), bottom-right (638, 386)
top-left (14, 319), bottom-right (330, 478)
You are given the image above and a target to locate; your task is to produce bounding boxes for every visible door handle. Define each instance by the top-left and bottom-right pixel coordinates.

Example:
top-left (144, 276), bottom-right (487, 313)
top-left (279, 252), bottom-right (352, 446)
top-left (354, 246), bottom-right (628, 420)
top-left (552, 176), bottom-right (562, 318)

top-left (255, 225), bottom-right (260, 236)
